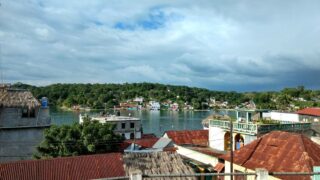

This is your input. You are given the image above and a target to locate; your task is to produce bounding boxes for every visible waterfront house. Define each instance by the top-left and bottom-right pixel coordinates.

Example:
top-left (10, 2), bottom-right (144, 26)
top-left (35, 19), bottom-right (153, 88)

top-left (170, 102), bottom-right (179, 111)
top-left (0, 85), bottom-right (50, 162)
top-left (297, 107), bottom-right (320, 122)
top-left (149, 101), bottom-right (160, 110)
top-left (79, 114), bottom-right (142, 140)
top-left (221, 131), bottom-right (320, 180)
top-left (133, 97), bottom-right (144, 104)
top-left (208, 109), bottom-right (312, 151)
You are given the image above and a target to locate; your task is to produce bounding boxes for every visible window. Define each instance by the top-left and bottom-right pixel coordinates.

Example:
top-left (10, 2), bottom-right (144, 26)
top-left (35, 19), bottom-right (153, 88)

top-left (121, 123), bottom-right (126, 129)
top-left (21, 108), bottom-right (29, 118)
top-left (21, 108), bottom-right (36, 118)
top-left (130, 133), bottom-right (134, 139)
top-left (130, 122), bottom-right (135, 128)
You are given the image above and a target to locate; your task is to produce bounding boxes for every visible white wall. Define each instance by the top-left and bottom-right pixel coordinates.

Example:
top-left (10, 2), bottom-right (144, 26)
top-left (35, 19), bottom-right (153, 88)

top-left (209, 126), bottom-right (225, 151)
top-left (176, 145), bottom-right (219, 166)
top-left (243, 135), bottom-right (257, 146)
top-left (270, 112), bottom-right (299, 122)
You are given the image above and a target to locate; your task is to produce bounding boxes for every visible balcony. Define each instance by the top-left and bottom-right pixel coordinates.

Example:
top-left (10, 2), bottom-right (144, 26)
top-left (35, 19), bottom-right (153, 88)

top-left (209, 119), bottom-right (312, 135)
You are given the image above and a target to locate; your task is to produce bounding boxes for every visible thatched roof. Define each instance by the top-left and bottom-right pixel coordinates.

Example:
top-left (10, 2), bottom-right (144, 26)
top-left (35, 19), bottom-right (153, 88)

top-left (202, 114), bottom-right (231, 126)
top-left (123, 152), bottom-right (196, 180)
top-left (0, 88), bottom-right (40, 108)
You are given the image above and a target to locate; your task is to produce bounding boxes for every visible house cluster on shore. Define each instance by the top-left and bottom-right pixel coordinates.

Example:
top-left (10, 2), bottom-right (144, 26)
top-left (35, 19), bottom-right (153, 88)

top-left (1, 85), bottom-right (320, 180)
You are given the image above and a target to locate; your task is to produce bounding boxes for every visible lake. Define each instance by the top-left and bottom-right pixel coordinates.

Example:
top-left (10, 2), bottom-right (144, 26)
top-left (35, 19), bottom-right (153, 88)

top-left (50, 108), bottom-right (217, 137)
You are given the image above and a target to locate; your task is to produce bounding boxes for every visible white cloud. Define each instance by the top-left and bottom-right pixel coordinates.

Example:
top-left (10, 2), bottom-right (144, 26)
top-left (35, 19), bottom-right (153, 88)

top-left (1, 0), bottom-right (320, 91)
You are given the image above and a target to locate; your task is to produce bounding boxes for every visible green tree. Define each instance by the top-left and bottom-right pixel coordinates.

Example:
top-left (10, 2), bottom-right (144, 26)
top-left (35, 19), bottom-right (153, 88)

top-left (34, 119), bottom-right (124, 159)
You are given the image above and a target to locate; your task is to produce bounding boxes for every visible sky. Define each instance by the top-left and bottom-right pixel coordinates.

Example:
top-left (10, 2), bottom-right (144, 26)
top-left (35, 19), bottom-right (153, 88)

top-left (1, 0), bottom-right (320, 91)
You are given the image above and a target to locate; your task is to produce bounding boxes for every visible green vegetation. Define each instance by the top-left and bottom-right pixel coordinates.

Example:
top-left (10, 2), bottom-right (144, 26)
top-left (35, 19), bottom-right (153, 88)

top-left (12, 82), bottom-right (244, 109)
top-left (33, 118), bottom-right (124, 159)
top-left (12, 83), bottom-right (320, 110)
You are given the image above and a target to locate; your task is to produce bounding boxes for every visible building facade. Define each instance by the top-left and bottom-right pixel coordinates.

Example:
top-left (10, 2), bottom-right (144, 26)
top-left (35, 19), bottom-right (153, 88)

top-left (80, 115), bottom-right (142, 140)
top-left (0, 86), bottom-right (50, 162)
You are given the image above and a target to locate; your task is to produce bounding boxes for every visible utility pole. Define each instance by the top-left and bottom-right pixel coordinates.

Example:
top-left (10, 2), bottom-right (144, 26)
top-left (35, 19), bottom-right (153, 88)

top-left (230, 119), bottom-right (234, 180)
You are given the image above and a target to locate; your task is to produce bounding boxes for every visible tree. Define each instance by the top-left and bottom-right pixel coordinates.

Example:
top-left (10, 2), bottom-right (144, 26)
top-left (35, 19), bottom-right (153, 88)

top-left (34, 119), bottom-right (124, 159)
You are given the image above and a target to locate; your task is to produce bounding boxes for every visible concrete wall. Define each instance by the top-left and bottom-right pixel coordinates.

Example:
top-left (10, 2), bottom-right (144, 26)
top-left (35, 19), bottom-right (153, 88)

top-left (209, 126), bottom-right (257, 151)
top-left (0, 127), bottom-right (47, 162)
top-left (224, 161), bottom-right (280, 180)
top-left (0, 107), bottom-right (50, 128)
top-left (123, 131), bottom-right (141, 140)
top-left (176, 145), bottom-right (219, 166)
top-left (209, 126), bottom-right (225, 151)
top-left (244, 135), bottom-right (257, 145)
top-left (299, 115), bottom-right (320, 123)
top-left (114, 120), bottom-right (142, 140)
top-left (270, 112), bottom-right (299, 122)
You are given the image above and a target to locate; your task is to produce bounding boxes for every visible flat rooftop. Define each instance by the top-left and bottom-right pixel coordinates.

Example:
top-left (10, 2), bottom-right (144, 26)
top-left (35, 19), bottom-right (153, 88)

top-left (91, 115), bottom-right (140, 122)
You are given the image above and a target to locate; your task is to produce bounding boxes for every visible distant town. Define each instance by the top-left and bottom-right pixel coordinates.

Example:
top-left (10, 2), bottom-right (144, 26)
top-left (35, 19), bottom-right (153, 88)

top-left (1, 83), bottom-right (320, 180)
top-left (12, 82), bottom-right (320, 112)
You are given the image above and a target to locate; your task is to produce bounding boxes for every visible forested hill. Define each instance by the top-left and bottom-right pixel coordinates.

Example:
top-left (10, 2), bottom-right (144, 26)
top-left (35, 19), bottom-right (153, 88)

top-left (11, 83), bottom-right (320, 110)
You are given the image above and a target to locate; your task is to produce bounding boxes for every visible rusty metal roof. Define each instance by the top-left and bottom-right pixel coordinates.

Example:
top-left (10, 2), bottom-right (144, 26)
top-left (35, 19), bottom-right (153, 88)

top-left (221, 131), bottom-right (320, 180)
top-left (165, 130), bottom-right (209, 147)
top-left (0, 153), bottom-right (125, 180)
top-left (297, 107), bottom-right (320, 117)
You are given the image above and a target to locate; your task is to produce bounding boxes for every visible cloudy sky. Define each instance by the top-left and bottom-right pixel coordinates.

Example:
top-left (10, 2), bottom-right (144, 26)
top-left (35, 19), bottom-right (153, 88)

top-left (1, 0), bottom-right (320, 91)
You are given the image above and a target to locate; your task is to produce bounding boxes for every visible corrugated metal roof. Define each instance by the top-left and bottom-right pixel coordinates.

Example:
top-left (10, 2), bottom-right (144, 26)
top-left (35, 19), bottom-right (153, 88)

top-left (152, 137), bottom-right (172, 149)
top-left (297, 108), bottom-right (320, 117)
top-left (221, 131), bottom-right (320, 180)
top-left (119, 137), bottom-right (159, 151)
top-left (165, 130), bottom-right (208, 147)
top-left (0, 153), bottom-right (125, 180)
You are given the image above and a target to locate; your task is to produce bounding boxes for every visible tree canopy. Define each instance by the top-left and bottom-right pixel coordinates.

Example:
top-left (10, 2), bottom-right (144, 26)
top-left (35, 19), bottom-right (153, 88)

top-left (34, 119), bottom-right (124, 159)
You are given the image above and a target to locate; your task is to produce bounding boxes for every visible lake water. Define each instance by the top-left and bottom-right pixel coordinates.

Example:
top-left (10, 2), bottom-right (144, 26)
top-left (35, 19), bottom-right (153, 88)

top-left (50, 108), bottom-right (217, 137)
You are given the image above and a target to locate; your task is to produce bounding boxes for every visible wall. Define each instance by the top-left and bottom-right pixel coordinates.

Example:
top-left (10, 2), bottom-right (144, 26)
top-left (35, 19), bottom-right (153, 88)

top-left (243, 135), bottom-right (257, 145)
top-left (299, 115), bottom-right (320, 123)
top-left (176, 145), bottom-right (219, 166)
top-left (270, 112), bottom-right (299, 122)
top-left (224, 161), bottom-right (280, 180)
top-left (0, 107), bottom-right (50, 128)
top-left (0, 127), bottom-right (47, 162)
top-left (209, 126), bottom-right (257, 151)
top-left (209, 126), bottom-right (225, 151)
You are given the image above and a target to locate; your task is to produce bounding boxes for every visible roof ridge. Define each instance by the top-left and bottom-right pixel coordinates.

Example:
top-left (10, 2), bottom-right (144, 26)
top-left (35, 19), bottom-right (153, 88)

top-left (241, 136), bottom-right (263, 166)
top-left (299, 134), bottom-right (314, 172)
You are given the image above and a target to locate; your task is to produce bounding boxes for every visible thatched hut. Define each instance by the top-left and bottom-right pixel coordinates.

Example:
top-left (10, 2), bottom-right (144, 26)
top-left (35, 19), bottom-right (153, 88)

top-left (123, 152), bottom-right (197, 180)
top-left (0, 87), bottom-right (40, 109)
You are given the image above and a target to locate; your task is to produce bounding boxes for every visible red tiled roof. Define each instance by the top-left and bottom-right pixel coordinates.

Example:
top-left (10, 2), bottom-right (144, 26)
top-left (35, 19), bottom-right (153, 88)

top-left (0, 153), bottom-right (125, 180)
top-left (296, 107), bottom-right (320, 117)
top-left (119, 137), bottom-right (159, 151)
top-left (221, 131), bottom-right (320, 180)
top-left (141, 133), bottom-right (157, 138)
top-left (165, 130), bottom-right (208, 146)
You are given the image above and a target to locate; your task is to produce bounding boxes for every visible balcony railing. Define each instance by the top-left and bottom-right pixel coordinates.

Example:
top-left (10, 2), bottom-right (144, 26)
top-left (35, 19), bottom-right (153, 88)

top-left (209, 119), bottom-right (311, 135)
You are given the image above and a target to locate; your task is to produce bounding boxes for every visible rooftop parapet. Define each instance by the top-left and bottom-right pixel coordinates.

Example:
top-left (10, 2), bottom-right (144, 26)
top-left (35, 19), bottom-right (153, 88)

top-left (209, 119), bottom-right (312, 135)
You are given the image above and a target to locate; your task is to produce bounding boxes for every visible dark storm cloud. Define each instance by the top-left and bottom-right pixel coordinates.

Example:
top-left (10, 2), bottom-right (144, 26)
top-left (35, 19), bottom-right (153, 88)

top-left (1, 0), bottom-right (320, 90)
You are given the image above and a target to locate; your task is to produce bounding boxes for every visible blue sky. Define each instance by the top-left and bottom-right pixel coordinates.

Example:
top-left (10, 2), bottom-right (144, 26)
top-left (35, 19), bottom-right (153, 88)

top-left (1, 0), bottom-right (320, 91)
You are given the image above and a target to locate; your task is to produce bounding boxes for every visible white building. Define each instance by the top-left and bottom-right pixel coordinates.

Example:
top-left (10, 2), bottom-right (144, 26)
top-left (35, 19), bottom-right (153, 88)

top-left (208, 109), bottom-right (311, 152)
top-left (133, 97), bottom-right (144, 104)
top-left (80, 115), bottom-right (142, 140)
top-left (263, 111), bottom-right (300, 122)
top-left (149, 101), bottom-right (160, 110)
